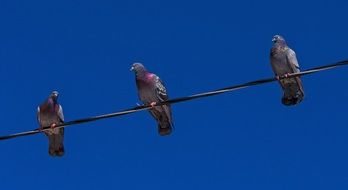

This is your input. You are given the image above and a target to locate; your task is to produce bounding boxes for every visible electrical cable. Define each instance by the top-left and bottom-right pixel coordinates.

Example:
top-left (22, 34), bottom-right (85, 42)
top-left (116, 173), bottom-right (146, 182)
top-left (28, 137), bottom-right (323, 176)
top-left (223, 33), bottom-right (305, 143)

top-left (0, 60), bottom-right (347, 141)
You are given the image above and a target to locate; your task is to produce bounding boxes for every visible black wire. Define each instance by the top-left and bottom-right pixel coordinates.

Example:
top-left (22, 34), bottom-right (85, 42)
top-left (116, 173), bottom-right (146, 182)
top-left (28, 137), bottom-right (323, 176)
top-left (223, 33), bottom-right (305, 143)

top-left (1, 60), bottom-right (347, 141)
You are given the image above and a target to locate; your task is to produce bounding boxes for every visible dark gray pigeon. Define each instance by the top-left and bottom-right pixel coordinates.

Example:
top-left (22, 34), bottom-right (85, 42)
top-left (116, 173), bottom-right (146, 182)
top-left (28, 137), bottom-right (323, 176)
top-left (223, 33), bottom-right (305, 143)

top-left (131, 63), bottom-right (173, 136)
top-left (37, 91), bottom-right (65, 156)
top-left (270, 35), bottom-right (305, 106)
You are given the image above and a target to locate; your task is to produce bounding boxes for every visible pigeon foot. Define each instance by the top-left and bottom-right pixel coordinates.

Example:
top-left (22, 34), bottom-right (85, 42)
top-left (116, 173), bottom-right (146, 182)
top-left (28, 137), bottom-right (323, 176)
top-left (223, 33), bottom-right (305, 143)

top-left (50, 123), bottom-right (57, 129)
top-left (150, 102), bottom-right (157, 107)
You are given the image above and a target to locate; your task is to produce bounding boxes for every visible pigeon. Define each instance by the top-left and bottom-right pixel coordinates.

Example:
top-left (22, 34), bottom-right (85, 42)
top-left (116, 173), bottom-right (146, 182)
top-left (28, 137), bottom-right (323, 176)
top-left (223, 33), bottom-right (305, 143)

top-left (270, 35), bottom-right (305, 106)
top-left (37, 91), bottom-right (65, 156)
top-left (131, 63), bottom-right (173, 136)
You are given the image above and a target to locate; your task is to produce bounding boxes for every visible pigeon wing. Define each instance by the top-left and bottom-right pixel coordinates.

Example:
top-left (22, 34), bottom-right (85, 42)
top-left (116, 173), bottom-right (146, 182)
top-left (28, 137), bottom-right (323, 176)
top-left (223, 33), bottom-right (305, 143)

top-left (154, 75), bottom-right (169, 102)
top-left (286, 48), bottom-right (300, 73)
top-left (154, 75), bottom-right (173, 126)
top-left (57, 104), bottom-right (64, 123)
top-left (286, 48), bottom-right (305, 95)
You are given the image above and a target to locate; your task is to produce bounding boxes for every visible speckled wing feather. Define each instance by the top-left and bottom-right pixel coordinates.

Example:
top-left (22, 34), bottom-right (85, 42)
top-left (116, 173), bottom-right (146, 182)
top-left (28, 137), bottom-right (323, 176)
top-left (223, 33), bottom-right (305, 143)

top-left (151, 74), bottom-right (173, 135)
top-left (154, 75), bottom-right (168, 101)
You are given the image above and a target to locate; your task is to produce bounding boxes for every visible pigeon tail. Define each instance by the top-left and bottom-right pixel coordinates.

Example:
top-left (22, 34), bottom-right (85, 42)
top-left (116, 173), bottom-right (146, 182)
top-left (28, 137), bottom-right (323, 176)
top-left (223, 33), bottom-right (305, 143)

top-left (281, 90), bottom-right (304, 106)
top-left (158, 121), bottom-right (173, 136)
top-left (279, 77), bottom-right (304, 106)
top-left (48, 134), bottom-right (65, 157)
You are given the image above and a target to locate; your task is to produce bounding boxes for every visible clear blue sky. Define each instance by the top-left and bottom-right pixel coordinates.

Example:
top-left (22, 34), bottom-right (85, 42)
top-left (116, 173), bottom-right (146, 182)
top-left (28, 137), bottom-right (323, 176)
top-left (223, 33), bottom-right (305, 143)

top-left (0, 0), bottom-right (347, 189)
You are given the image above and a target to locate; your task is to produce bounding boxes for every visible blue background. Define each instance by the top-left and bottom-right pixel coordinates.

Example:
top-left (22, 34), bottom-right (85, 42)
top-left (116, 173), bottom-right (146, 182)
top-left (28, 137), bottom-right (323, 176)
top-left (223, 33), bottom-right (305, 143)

top-left (0, 0), bottom-right (347, 189)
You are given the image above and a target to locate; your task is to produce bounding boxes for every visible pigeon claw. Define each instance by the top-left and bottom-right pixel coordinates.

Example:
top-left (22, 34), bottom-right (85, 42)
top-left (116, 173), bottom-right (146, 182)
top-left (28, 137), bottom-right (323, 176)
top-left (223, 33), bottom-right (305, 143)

top-left (50, 123), bottom-right (57, 129)
top-left (150, 102), bottom-right (157, 107)
top-left (284, 73), bottom-right (290, 78)
top-left (277, 73), bottom-right (291, 80)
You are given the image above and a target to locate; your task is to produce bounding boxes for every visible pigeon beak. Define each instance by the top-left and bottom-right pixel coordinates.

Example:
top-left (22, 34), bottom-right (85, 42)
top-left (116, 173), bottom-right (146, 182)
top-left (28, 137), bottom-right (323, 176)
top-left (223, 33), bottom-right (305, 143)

top-left (51, 91), bottom-right (59, 97)
top-left (130, 66), bottom-right (134, 71)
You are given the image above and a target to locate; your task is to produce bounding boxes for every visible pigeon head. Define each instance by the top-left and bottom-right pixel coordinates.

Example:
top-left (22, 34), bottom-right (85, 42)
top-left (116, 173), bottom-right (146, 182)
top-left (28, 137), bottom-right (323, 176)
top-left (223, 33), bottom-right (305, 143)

top-left (130, 63), bottom-right (147, 76)
top-left (272, 35), bottom-right (287, 44)
top-left (49, 91), bottom-right (59, 102)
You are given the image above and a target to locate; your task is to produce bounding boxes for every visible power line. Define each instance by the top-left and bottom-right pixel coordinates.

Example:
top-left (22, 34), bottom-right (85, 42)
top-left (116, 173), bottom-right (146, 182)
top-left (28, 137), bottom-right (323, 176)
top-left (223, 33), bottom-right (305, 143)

top-left (0, 60), bottom-right (347, 141)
